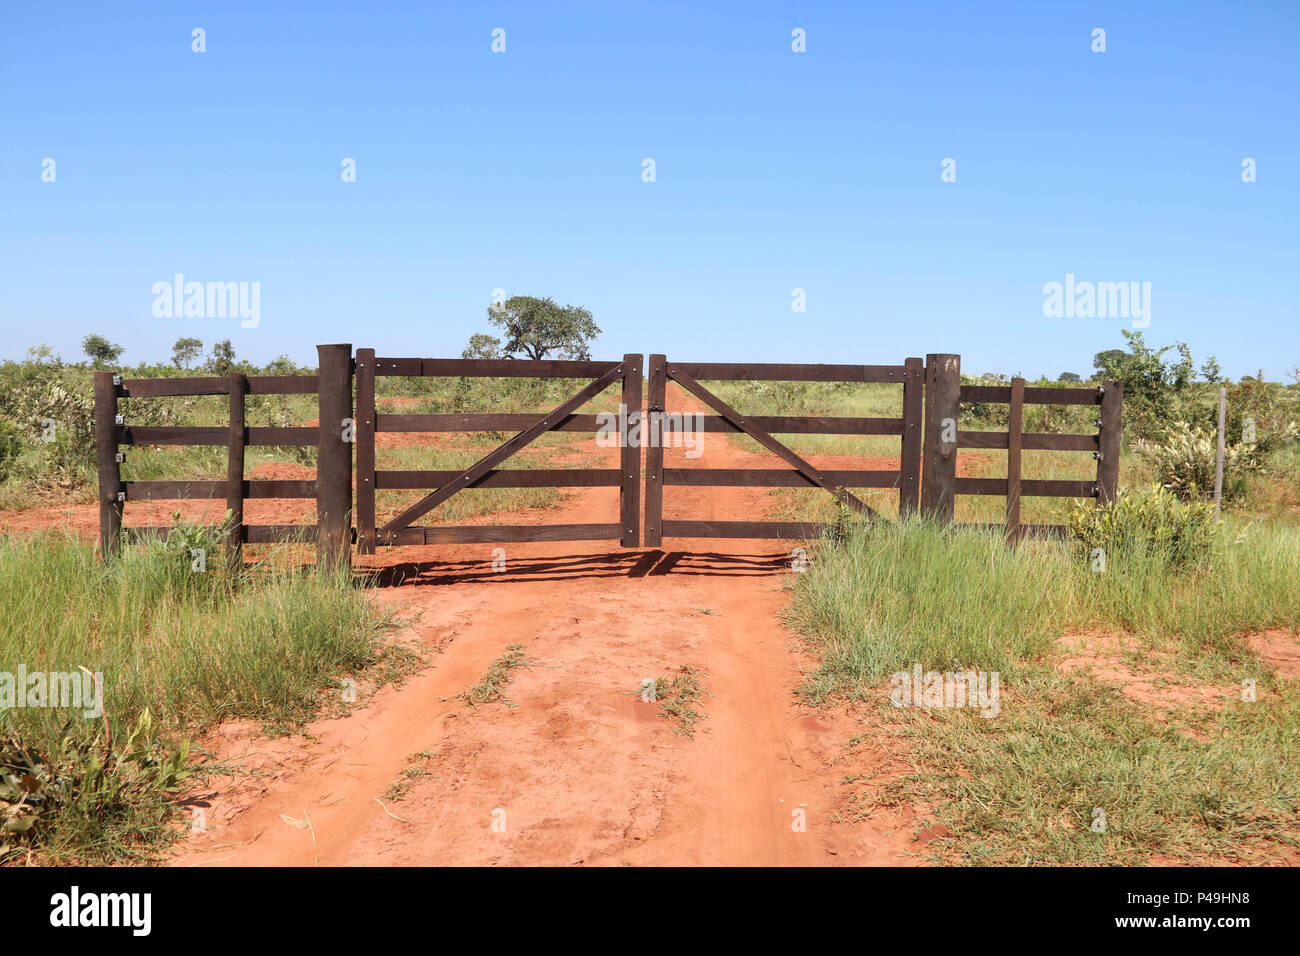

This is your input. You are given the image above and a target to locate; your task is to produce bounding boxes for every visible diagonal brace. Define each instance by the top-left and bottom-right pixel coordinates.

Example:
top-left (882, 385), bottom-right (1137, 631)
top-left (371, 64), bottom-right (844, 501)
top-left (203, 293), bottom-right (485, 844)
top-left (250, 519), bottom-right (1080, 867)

top-left (666, 363), bottom-right (879, 518)
top-left (378, 361), bottom-right (626, 538)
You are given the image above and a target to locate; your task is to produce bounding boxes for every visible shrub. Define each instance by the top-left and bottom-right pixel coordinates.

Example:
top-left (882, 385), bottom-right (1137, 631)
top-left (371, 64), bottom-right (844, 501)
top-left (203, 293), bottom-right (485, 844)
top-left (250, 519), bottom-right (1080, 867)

top-left (1066, 484), bottom-right (1217, 569)
top-left (0, 421), bottom-right (22, 482)
top-left (1134, 421), bottom-right (1272, 504)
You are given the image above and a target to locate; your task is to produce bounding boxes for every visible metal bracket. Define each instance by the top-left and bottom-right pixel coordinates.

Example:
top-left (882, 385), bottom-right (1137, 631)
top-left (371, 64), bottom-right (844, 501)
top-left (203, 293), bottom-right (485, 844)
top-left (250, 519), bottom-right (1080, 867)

top-left (1094, 418), bottom-right (1104, 428)
top-left (1092, 451), bottom-right (1103, 461)
top-left (116, 491), bottom-right (126, 502)
top-left (114, 414), bottom-right (124, 426)
top-left (1091, 483), bottom-right (1100, 496)
top-left (114, 452), bottom-right (125, 463)
top-left (112, 374), bottom-right (123, 386)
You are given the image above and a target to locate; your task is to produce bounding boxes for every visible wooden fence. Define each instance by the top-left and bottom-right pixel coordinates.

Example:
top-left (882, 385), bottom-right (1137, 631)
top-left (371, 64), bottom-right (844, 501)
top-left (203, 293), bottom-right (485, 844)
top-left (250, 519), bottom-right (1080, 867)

top-left (93, 344), bottom-right (351, 569)
top-left (919, 353), bottom-right (1124, 540)
top-left (353, 350), bottom-right (642, 551)
top-left (94, 345), bottom-right (1122, 565)
top-left (642, 356), bottom-right (924, 544)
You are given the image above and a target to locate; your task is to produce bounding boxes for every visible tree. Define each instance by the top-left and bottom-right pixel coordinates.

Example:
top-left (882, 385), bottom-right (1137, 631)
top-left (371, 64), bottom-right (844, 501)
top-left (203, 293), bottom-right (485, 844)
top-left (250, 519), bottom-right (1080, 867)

top-left (1199, 356), bottom-right (1222, 384)
top-left (485, 296), bottom-right (600, 361)
top-left (204, 339), bottom-right (237, 376)
top-left (172, 336), bottom-right (203, 369)
top-left (1092, 349), bottom-right (1127, 378)
top-left (1057, 372), bottom-right (1082, 384)
top-left (1093, 330), bottom-right (1197, 439)
top-left (462, 333), bottom-right (502, 360)
top-left (82, 333), bottom-right (124, 368)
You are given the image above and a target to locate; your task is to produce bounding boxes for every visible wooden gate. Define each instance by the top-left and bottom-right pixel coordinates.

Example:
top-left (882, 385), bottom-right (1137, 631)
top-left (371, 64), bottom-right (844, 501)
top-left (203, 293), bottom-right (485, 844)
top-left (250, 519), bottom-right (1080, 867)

top-left (641, 355), bottom-right (925, 546)
top-left (353, 351), bottom-right (643, 552)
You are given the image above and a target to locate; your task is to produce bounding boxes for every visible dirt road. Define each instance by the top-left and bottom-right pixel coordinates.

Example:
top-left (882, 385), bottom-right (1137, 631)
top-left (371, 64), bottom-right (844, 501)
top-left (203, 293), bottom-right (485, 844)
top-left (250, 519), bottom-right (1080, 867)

top-left (146, 390), bottom-right (926, 865)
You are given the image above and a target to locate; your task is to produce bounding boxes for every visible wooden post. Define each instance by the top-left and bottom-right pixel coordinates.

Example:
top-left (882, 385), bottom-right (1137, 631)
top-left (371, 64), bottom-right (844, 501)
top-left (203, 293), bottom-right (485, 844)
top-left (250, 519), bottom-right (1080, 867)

top-left (93, 371), bottom-right (123, 559)
top-left (1213, 385), bottom-right (1226, 521)
top-left (642, 354), bottom-right (667, 548)
top-left (1096, 380), bottom-right (1123, 506)
top-left (316, 344), bottom-right (354, 571)
top-left (226, 372), bottom-right (247, 572)
top-left (899, 357), bottom-right (924, 516)
top-left (619, 353), bottom-right (643, 547)
top-left (920, 353), bottom-right (960, 522)
top-left (1005, 376), bottom-right (1024, 543)
top-left (355, 347), bottom-right (377, 554)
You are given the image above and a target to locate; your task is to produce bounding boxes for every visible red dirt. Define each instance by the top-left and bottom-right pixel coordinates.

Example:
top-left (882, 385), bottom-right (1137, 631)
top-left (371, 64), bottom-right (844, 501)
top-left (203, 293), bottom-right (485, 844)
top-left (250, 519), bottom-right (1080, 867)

top-left (158, 389), bottom-right (927, 865)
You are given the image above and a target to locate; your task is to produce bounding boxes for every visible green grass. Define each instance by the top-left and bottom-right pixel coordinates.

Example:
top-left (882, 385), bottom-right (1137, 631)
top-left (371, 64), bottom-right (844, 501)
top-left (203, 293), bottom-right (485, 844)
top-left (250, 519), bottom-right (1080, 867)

top-left (638, 666), bottom-right (711, 738)
top-left (0, 531), bottom-right (396, 863)
top-left (788, 515), bottom-right (1300, 864)
top-left (456, 644), bottom-right (532, 707)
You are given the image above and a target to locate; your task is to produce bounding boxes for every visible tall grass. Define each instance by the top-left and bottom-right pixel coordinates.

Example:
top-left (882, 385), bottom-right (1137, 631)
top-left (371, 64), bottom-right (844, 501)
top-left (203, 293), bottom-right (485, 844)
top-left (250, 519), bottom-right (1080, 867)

top-left (0, 532), bottom-right (394, 862)
top-left (788, 516), bottom-right (1300, 863)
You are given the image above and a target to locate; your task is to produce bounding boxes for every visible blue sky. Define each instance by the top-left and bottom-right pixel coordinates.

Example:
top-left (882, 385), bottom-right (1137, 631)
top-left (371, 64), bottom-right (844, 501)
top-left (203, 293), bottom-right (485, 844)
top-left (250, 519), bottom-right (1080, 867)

top-left (1, 1), bottom-right (1296, 379)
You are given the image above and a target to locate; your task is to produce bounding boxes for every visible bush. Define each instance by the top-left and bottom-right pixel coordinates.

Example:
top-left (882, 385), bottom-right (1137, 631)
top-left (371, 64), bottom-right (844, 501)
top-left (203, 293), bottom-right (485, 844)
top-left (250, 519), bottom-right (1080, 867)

top-left (0, 421), bottom-right (22, 482)
top-left (1066, 485), bottom-right (1217, 569)
top-left (1134, 421), bottom-right (1271, 504)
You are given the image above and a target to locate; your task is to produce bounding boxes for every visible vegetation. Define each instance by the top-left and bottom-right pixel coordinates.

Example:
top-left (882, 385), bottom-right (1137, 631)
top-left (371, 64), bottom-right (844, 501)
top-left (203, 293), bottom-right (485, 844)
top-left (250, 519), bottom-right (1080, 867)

top-left (788, 515), bottom-right (1300, 864)
top-left (478, 295), bottom-right (601, 361)
top-left (0, 529), bottom-right (396, 863)
top-left (456, 644), bottom-right (532, 707)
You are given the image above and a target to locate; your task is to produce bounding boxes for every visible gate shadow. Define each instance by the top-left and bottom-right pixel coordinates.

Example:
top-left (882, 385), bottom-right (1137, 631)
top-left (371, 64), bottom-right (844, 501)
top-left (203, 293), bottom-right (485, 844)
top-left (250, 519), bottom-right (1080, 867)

top-left (356, 549), bottom-right (794, 587)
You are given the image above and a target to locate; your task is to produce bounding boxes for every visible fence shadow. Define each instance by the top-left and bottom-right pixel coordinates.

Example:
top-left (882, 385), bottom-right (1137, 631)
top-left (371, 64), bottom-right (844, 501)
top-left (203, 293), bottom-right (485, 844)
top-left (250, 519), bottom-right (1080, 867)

top-left (355, 549), bottom-right (794, 587)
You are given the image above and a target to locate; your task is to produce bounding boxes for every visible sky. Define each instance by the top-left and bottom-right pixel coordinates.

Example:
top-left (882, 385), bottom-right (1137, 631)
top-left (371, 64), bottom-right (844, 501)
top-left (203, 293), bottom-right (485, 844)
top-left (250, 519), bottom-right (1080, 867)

top-left (1, 0), bottom-right (1297, 380)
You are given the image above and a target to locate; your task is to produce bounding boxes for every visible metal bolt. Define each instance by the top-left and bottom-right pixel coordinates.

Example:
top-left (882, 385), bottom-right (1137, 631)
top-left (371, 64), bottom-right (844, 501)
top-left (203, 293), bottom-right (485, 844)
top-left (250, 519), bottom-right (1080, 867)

top-left (1094, 418), bottom-right (1104, 428)
top-left (115, 452), bottom-right (125, 463)
top-left (116, 491), bottom-right (126, 502)
top-left (114, 414), bottom-right (124, 425)
top-left (1093, 451), bottom-right (1103, 461)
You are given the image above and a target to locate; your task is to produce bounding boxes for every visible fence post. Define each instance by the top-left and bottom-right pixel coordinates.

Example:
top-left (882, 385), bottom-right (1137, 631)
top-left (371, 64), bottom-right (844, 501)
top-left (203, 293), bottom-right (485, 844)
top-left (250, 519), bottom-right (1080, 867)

top-left (1005, 376), bottom-right (1024, 543)
top-left (899, 357), bottom-right (924, 516)
top-left (1213, 385), bottom-right (1226, 521)
top-left (619, 353), bottom-right (643, 547)
top-left (93, 371), bottom-right (123, 559)
top-left (920, 353), bottom-right (960, 522)
top-left (226, 372), bottom-right (247, 572)
top-left (355, 347), bottom-right (377, 554)
top-left (642, 353), bottom-right (667, 548)
top-left (1096, 380), bottom-right (1123, 506)
top-left (316, 344), bottom-right (354, 571)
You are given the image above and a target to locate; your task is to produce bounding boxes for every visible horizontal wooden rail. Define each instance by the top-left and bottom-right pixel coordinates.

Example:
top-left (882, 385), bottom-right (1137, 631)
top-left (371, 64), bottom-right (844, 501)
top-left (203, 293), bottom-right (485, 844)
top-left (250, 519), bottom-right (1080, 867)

top-left (118, 426), bottom-right (315, 446)
top-left (122, 479), bottom-right (316, 500)
top-left (377, 523), bottom-right (622, 545)
top-left (659, 415), bottom-right (905, 436)
top-left (959, 385), bottom-right (1101, 406)
top-left (375, 469), bottom-right (620, 489)
top-left (669, 363), bottom-right (907, 383)
top-left (660, 520), bottom-right (827, 539)
top-left (372, 358), bottom-right (621, 379)
top-left (663, 468), bottom-right (900, 487)
top-left (377, 413), bottom-right (606, 433)
top-left (118, 375), bottom-right (318, 397)
top-left (955, 478), bottom-right (1096, 498)
top-left (957, 431), bottom-right (1098, 451)
top-left (123, 524), bottom-right (319, 544)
